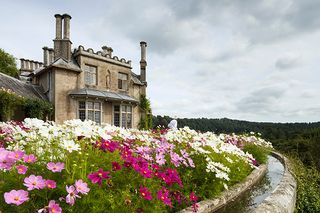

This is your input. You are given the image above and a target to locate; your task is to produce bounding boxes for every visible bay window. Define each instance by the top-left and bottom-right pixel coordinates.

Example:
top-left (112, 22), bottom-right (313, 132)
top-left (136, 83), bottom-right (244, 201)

top-left (78, 101), bottom-right (102, 124)
top-left (113, 104), bottom-right (132, 128)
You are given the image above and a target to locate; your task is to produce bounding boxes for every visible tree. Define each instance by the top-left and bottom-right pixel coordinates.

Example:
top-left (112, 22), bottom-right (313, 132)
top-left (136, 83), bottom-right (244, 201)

top-left (0, 48), bottom-right (19, 77)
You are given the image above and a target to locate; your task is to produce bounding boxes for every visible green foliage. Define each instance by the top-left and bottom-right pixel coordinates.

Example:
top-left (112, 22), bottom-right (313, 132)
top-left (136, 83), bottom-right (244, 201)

top-left (0, 89), bottom-right (24, 121)
top-left (288, 155), bottom-right (320, 213)
top-left (24, 98), bottom-right (53, 120)
top-left (0, 48), bottom-right (19, 77)
top-left (243, 144), bottom-right (271, 165)
top-left (139, 95), bottom-right (152, 130)
top-left (0, 88), bottom-right (53, 121)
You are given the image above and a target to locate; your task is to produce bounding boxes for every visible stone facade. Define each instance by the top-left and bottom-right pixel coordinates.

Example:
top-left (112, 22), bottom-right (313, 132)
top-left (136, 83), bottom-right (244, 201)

top-left (19, 14), bottom-right (148, 128)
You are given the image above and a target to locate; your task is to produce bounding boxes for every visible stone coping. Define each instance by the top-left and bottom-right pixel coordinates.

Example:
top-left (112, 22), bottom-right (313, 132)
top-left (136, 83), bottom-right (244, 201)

top-left (251, 152), bottom-right (297, 213)
top-left (179, 163), bottom-right (268, 213)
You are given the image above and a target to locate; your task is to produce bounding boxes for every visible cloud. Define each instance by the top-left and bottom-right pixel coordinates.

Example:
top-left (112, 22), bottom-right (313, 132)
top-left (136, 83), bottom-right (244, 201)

top-left (236, 86), bottom-right (287, 114)
top-left (275, 53), bottom-right (301, 70)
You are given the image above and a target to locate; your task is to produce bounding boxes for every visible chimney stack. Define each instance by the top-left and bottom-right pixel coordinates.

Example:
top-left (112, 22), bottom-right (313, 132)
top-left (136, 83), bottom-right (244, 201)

top-left (43, 46), bottom-right (49, 66)
top-left (63, 14), bottom-right (71, 39)
top-left (140, 41), bottom-right (147, 84)
top-left (53, 13), bottom-right (72, 61)
top-left (55, 14), bottom-right (63, 39)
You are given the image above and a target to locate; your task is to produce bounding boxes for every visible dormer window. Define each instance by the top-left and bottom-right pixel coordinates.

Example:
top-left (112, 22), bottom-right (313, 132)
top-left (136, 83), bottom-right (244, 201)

top-left (118, 72), bottom-right (128, 90)
top-left (84, 64), bottom-right (97, 85)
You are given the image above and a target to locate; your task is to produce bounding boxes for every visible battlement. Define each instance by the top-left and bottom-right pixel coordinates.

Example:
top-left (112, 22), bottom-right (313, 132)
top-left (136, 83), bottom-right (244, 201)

top-left (20, 58), bottom-right (43, 73)
top-left (73, 45), bottom-right (132, 67)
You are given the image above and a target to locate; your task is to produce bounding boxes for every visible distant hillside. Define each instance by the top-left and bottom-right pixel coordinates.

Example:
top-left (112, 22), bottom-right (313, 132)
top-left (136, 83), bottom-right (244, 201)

top-left (153, 115), bottom-right (320, 138)
top-left (153, 115), bottom-right (320, 169)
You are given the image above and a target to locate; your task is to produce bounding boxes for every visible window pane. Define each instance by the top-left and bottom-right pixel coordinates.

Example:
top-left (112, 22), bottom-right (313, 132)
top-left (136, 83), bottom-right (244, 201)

top-left (114, 105), bottom-right (120, 112)
top-left (118, 73), bottom-right (128, 80)
top-left (122, 105), bottom-right (126, 112)
top-left (85, 65), bottom-right (97, 85)
top-left (122, 113), bottom-right (127, 127)
top-left (127, 113), bottom-right (132, 128)
top-left (88, 110), bottom-right (94, 121)
top-left (79, 110), bottom-right (86, 121)
top-left (79, 101), bottom-right (85, 109)
top-left (95, 111), bottom-right (101, 124)
top-left (114, 112), bottom-right (120, 126)
top-left (127, 105), bottom-right (132, 113)
top-left (87, 102), bottom-right (94, 109)
top-left (118, 79), bottom-right (122, 89)
top-left (94, 102), bottom-right (101, 110)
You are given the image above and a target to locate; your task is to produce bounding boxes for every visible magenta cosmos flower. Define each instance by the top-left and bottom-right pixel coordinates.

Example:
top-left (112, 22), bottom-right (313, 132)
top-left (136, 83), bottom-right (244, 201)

top-left (87, 168), bottom-right (111, 185)
top-left (4, 189), bottom-right (29, 206)
top-left (111, 162), bottom-right (122, 171)
top-left (16, 165), bottom-right (28, 174)
top-left (66, 185), bottom-right (80, 206)
top-left (23, 154), bottom-right (37, 163)
top-left (45, 180), bottom-right (57, 189)
top-left (139, 186), bottom-right (152, 200)
top-left (23, 175), bottom-right (46, 190)
top-left (157, 187), bottom-right (172, 207)
top-left (48, 200), bottom-right (62, 213)
top-left (47, 162), bottom-right (65, 172)
top-left (75, 179), bottom-right (90, 195)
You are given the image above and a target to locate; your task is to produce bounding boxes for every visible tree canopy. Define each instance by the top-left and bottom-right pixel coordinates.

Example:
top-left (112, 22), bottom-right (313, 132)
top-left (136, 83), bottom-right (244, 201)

top-left (0, 48), bottom-right (19, 77)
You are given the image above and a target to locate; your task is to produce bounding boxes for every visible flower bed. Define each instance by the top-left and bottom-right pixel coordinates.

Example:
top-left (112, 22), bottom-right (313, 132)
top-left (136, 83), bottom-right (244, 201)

top-left (0, 118), bottom-right (272, 212)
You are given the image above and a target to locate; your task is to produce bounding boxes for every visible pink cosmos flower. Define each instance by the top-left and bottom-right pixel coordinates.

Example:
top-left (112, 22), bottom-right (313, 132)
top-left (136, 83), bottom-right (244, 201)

top-left (139, 186), bottom-right (152, 200)
top-left (4, 189), bottom-right (29, 206)
top-left (66, 185), bottom-right (80, 206)
top-left (112, 162), bottom-right (122, 171)
top-left (0, 148), bottom-right (15, 170)
top-left (48, 200), bottom-right (62, 213)
top-left (23, 154), bottom-right (37, 163)
top-left (8, 150), bottom-right (25, 161)
top-left (23, 175), bottom-right (46, 190)
top-left (74, 179), bottom-right (90, 195)
top-left (157, 187), bottom-right (172, 207)
top-left (87, 168), bottom-right (111, 185)
top-left (16, 165), bottom-right (28, 174)
top-left (45, 180), bottom-right (57, 189)
top-left (47, 162), bottom-right (65, 172)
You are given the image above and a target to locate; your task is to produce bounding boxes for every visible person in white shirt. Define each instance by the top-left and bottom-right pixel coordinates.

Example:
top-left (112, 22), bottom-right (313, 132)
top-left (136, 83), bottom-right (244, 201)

top-left (168, 116), bottom-right (178, 129)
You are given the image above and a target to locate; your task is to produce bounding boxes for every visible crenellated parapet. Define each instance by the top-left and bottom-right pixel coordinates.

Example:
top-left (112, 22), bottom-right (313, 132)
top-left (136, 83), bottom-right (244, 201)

top-left (73, 45), bottom-right (132, 67)
top-left (20, 58), bottom-right (43, 74)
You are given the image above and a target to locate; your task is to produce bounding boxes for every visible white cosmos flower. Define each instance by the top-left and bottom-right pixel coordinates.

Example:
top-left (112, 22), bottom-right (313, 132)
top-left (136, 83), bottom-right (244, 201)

top-left (62, 140), bottom-right (81, 153)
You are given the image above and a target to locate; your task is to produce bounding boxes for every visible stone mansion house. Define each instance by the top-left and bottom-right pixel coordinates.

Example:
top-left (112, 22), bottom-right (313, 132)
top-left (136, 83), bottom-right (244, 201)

top-left (17, 14), bottom-right (148, 128)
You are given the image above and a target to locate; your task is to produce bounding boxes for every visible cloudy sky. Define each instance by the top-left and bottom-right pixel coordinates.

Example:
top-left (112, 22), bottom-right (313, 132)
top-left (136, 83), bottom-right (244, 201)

top-left (0, 0), bottom-right (319, 122)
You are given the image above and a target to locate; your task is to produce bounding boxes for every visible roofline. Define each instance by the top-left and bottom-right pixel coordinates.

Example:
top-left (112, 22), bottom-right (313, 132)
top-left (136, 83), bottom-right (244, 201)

top-left (73, 50), bottom-right (132, 69)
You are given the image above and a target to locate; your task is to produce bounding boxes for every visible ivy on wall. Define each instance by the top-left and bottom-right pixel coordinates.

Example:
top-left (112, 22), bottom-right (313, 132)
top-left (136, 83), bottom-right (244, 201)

top-left (139, 94), bottom-right (152, 130)
top-left (0, 87), bottom-right (53, 121)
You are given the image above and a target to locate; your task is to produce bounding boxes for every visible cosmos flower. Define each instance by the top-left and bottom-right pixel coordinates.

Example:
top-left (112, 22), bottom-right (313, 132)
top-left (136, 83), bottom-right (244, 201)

top-left (157, 187), bottom-right (172, 207)
top-left (62, 140), bottom-right (81, 153)
top-left (139, 186), bottom-right (152, 200)
top-left (23, 175), bottom-right (46, 190)
top-left (4, 189), bottom-right (29, 206)
top-left (48, 200), bottom-right (62, 213)
top-left (47, 162), bottom-right (65, 172)
top-left (16, 165), bottom-right (28, 174)
top-left (66, 185), bottom-right (80, 206)
top-left (111, 162), bottom-right (122, 171)
top-left (74, 179), bottom-right (90, 195)
top-left (87, 168), bottom-right (111, 185)
top-left (23, 154), bottom-right (37, 163)
top-left (45, 180), bottom-right (57, 189)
